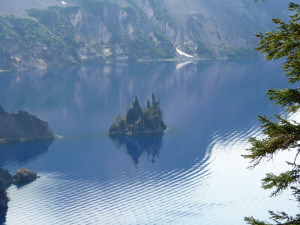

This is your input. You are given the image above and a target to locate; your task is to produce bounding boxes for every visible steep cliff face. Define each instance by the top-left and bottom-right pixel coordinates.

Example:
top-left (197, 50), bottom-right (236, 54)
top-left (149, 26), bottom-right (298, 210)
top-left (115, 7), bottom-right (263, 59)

top-left (132, 0), bottom-right (289, 58)
top-left (0, 0), bottom-right (289, 70)
top-left (0, 1), bottom-right (175, 70)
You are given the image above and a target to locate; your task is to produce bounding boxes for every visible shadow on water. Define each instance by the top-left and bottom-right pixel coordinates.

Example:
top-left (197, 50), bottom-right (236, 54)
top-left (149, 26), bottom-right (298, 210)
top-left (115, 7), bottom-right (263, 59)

top-left (109, 134), bottom-right (163, 166)
top-left (0, 139), bottom-right (53, 167)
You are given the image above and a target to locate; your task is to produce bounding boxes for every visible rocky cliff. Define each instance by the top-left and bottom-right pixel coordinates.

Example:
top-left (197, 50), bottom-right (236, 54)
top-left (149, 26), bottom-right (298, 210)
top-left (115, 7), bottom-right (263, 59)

top-left (109, 94), bottom-right (167, 135)
top-left (0, 0), bottom-right (289, 70)
top-left (0, 1), bottom-right (175, 70)
top-left (0, 169), bottom-right (12, 210)
top-left (0, 106), bottom-right (55, 142)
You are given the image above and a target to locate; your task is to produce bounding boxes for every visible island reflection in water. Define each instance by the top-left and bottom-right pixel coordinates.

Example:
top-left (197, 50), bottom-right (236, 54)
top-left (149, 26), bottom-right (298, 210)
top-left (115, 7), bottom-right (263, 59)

top-left (0, 139), bottom-right (53, 168)
top-left (0, 59), bottom-right (297, 224)
top-left (109, 134), bottom-right (163, 165)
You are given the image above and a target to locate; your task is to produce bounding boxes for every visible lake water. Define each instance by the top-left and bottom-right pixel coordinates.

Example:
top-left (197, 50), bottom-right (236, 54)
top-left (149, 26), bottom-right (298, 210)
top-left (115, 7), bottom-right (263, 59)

top-left (0, 59), bottom-right (298, 224)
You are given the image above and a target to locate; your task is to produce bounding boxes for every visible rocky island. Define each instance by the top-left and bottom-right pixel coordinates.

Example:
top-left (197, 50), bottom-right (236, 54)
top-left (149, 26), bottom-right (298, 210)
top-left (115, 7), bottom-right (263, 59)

top-left (109, 94), bottom-right (167, 135)
top-left (0, 106), bottom-right (55, 143)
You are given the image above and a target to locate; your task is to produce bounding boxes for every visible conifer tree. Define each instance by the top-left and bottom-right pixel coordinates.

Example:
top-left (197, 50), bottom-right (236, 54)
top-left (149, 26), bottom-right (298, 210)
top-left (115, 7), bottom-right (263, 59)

top-left (243, 3), bottom-right (300, 225)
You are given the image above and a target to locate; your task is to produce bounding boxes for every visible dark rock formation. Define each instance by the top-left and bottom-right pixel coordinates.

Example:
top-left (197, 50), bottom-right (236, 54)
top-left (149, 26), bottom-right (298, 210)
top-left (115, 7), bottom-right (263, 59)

top-left (0, 106), bottom-right (55, 143)
top-left (0, 169), bottom-right (13, 188)
top-left (109, 94), bottom-right (167, 135)
top-left (0, 168), bottom-right (39, 210)
top-left (0, 169), bottom-right (12, 210)
top-left (12, 169), bottom-right (38, 184)
top-left (0, 181), bottom-right (8, 210)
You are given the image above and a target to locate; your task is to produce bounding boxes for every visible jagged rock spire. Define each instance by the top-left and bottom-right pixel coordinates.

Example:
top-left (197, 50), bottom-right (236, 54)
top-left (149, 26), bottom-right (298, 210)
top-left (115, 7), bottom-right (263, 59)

top-left (151, 93), bottom-right (160, 108)
top-left (152, 93), bottom-right (156, 106)
top-left (109, 94), bottom-right (167, 135)
top-left (126, 96), bottom-right (143, 124)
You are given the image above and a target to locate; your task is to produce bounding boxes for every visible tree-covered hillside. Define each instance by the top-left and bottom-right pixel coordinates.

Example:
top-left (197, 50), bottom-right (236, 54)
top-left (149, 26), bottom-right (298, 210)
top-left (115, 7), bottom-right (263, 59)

top-left (0, 0), bottom-right (290, 70)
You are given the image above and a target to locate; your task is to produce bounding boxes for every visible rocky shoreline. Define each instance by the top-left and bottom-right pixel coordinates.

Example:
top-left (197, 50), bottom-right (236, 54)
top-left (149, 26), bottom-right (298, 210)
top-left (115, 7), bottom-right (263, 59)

top-left (0, 168), bottom-right (38, 210)
top-left (0, 106), bottom-right (53, 210)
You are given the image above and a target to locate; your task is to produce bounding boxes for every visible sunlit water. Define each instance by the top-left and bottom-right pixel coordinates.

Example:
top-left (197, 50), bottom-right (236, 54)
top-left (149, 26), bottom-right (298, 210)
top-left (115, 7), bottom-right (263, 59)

top-left (0, 59), bottom-right (298, 224)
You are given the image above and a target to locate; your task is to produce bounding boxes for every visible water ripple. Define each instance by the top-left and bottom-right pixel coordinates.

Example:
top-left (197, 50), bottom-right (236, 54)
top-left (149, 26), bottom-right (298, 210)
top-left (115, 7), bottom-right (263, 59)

top-left (1, 61), bottom-right (297, 224)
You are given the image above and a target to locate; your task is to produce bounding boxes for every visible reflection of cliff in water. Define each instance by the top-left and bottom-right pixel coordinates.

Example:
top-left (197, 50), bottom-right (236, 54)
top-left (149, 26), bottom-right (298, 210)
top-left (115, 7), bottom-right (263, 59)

top-left (109, 134), bottom-right (163, 165)
top-left (0, 139), bottom-right (53, 167)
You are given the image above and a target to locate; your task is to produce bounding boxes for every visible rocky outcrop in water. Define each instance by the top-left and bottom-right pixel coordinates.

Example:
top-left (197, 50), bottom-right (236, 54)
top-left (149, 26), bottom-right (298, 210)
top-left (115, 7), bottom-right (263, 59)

top-left (109, 94), bottom-right (167, 135)
top-left (0, 168), bottom-right (38, 210)
top-left (0, 106), bottom-right (55, 143)
top-left (12, 169), bottom-right (38, 184)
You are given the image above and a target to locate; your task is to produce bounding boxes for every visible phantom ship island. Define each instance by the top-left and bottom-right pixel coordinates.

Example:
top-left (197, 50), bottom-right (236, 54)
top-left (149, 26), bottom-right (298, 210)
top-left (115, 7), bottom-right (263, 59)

top-left (109, 94), bottom-right (167, 135)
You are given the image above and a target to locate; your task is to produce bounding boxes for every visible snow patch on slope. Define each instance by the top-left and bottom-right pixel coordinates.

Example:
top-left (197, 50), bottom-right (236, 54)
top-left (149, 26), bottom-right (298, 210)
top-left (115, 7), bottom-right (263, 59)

top-left (176, 48), bottom-right (193, 58)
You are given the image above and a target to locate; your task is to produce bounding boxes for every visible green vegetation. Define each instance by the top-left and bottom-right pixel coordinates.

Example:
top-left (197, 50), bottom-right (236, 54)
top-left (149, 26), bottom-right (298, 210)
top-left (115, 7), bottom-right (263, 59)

top-left (196, 40), bottom-right (213, 57)
top-left (0, 0), bottom-right (178, 70)
top-left (27, 7), bottom-right (81, 53)
top-left (243, 3), bottom-right (300, 225)
top-left (126, 33), bottom-right (170, 59)
top-left (0, 7), bottom-right (82, 63)
top-left (28, 7), bottom-right (75, 36)
top-left (124, 0), bottom-right (174, 58)
top-left (148, 0), bottom-right (174, 28)
top-left (123, 4), bottom-right (173, 59)
top-left (109, 94), bottom-right (167, 135)
top-left (142, 95), bottom-right (166, 131)
top-left (0, 16), bottom-right (53, 46)
top-left (78, 0), bottom-right (113, 16)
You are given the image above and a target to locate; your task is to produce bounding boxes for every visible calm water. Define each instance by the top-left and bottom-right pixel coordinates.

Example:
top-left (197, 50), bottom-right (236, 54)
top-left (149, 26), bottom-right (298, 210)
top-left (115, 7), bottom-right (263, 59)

top-left (0, 59), bottom-right (298, 224)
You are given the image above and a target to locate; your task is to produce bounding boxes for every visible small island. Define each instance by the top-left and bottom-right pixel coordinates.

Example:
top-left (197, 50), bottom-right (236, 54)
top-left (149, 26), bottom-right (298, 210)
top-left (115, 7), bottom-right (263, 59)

top-left (109, 94), bottom-right (167, 135)
top-left (0, 106), bottom-right (55, 143)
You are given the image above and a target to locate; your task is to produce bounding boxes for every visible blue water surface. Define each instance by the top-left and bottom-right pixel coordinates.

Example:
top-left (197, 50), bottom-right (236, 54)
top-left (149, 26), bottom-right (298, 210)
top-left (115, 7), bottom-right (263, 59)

top-left (0, 59), bottom-right (297, 224)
